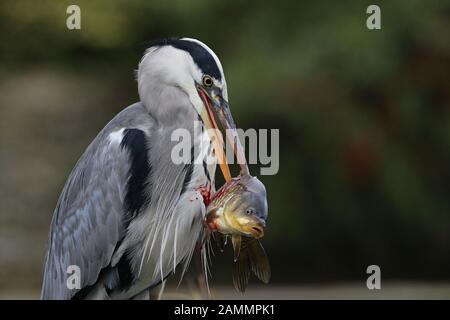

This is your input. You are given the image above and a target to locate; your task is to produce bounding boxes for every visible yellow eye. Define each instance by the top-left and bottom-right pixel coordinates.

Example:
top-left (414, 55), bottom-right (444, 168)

top-left (202, 75), bottom-right (213, 87)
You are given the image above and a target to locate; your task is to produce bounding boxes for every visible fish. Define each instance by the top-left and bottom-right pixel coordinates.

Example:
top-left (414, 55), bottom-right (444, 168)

top-left (206, 175), bottom-right (268, 239)
top-left (205, 174), bottom-right (271, 292)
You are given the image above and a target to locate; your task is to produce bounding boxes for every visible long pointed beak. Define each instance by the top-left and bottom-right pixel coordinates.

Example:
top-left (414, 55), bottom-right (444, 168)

top-left (214, 97), bottom-right (249, 176)
top-left (197, 86), bottom-right (249, 182)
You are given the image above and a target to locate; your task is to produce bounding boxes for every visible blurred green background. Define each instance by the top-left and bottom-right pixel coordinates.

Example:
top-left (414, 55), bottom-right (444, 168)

top-left (1, 0), bottom-right (450, 298)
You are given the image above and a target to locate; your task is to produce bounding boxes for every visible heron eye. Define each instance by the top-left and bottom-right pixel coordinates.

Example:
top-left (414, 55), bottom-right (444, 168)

top-left (202, 75), bottom-right (213, 87)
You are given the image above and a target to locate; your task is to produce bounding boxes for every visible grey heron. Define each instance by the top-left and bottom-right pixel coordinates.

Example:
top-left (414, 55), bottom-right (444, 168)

top-left (41, 38), bottom-right (246, 299)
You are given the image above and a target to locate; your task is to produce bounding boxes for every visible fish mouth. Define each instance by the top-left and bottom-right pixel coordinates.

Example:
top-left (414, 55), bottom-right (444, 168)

top-left (205, 212), bottom-right (265, 239)
top-left (241, 218), bottom-right (265, 239)
top-left (225, 212), bottom-right (266, 239)
top-left (250, 224), bottom-right (265, 238)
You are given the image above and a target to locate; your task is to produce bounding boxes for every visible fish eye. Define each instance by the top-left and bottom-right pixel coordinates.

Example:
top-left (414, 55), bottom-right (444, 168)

top-left (246, 208), bottom-right (254, 215)
top-left (202, 75), bottom-right (213, 87)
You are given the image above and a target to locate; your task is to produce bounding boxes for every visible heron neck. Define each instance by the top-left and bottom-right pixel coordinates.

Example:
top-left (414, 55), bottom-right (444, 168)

top-left (140, 83), bottom-right (197, 129)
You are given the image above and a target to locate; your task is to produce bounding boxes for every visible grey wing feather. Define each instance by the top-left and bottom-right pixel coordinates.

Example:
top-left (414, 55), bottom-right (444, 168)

top-left (41, 101), bottom-right (202, 299)
top-left (41, 129), bottom-right (131, 300)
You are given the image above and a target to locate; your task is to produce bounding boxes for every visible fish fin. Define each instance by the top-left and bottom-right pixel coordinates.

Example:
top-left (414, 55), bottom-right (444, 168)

top-left (214, 233), bottom-right (226, 252)
top-left (248, 239), bottom-right (271, 284)
top-left (231, 234), bottom-right (241, 262)
top-left (232, 249), bottom-right (250, 293)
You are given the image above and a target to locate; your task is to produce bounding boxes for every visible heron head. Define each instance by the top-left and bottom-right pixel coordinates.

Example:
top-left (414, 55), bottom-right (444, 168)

top-left (138, 37), bottom-right (247, 180)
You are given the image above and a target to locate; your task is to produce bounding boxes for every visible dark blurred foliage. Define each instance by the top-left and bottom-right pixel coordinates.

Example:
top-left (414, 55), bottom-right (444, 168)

top-left (0, 0), bottom-right (449, 288)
